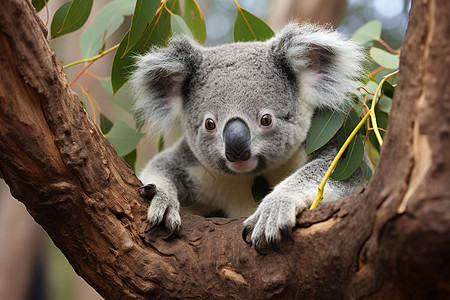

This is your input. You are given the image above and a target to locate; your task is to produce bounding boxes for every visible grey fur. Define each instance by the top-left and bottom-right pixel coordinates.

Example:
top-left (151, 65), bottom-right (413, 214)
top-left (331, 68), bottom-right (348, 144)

top-left (131, 23), bottom-right (365, 250)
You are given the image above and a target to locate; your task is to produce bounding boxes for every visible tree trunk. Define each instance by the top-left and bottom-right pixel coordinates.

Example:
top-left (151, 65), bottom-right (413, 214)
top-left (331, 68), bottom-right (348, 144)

top-left (0, 0), bottom-right (449, 299)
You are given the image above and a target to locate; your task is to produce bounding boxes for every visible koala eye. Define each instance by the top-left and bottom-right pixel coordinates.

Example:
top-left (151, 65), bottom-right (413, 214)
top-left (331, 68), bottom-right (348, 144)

top-left (205, 118), bottom-right (216, 132)
top-left (260, 114), bottom-right (273, 128)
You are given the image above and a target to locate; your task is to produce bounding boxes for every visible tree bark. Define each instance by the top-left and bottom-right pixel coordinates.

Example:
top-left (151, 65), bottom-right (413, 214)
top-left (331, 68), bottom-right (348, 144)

top-left (0, 0), bottom-right (449, 299)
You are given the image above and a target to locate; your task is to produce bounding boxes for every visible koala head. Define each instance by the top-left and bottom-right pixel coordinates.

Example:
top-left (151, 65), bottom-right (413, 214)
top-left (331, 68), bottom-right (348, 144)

top-left (131, 23), bottom-right (364, 176)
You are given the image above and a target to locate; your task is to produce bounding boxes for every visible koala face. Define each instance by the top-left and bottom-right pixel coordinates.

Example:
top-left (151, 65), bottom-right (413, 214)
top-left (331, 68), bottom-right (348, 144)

top-left (131, 23), bottom-right (363, 176)
top-left (182, 43), bottom-right (314, 175)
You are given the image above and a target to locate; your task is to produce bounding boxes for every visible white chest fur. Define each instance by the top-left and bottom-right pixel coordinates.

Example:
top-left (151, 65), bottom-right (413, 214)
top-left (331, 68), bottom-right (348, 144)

top-left (184, 148), bottom-right (308, 218)
top-left (186, 165), bottom-right (256, 217)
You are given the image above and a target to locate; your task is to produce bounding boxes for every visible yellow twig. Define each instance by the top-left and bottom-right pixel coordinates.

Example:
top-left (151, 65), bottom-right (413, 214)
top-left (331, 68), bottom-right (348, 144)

top-left (370, 70), bottom-right (399, 146)
top-left (309, 70), bottom-right (399, 209)
top-left (310, 112), bottom-right (370, 209)
top-left (63, 44), bottom-right (119, 69)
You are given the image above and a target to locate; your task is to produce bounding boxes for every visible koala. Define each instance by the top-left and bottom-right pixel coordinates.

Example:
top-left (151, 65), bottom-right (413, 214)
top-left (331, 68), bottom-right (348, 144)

top-left (131, 23), bottom-right (365, 250)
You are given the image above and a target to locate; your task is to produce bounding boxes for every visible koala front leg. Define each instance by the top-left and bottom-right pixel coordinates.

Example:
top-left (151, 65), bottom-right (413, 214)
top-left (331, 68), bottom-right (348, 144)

top-left (137, 139), bottom-right (196, 238)
top-left (243, 156), bottom-right (362, 251)
top-left (139, 176), bottom-right (181, 238)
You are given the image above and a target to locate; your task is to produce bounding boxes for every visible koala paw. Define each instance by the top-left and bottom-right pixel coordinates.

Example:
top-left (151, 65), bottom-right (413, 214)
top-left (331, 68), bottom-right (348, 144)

top-left (243, 191), bottom-right (304, 252)
top-left (138, 184), bottom-right (181, 239)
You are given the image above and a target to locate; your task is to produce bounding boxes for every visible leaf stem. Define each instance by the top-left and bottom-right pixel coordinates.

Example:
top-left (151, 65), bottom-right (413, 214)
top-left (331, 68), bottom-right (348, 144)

top-left (370, 70), bottom-right (399, 146)
top-left (63, 43), bottom-right (119, 69)
top-left (376, 38), bottom-right (401, 55)
top-left (310, 70), bottom-right (400, 209)
top-left (310, 112), bottom-right (370, 209)
top-left (233, 0), bottom-right (257, 40)
top-left (369, 65), bottom-right (384, 77)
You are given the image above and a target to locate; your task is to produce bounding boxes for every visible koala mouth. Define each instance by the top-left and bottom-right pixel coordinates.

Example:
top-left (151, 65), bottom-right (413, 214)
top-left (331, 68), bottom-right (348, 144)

top-left (226, 156), bottom-right (259, 174)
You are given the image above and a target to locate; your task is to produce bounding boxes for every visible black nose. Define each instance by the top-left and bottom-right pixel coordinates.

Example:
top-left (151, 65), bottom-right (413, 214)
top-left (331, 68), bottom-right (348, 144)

top-left (223, 118), bottom-right (251, 162)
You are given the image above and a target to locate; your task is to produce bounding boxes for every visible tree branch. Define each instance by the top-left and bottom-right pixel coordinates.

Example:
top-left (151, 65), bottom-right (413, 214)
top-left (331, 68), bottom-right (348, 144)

top-left (0, 0), bottom-right (449, 299)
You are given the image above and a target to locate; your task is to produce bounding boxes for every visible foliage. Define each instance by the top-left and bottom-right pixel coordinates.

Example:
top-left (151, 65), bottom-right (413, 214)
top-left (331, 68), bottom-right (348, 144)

top-left (39, 1), bottom-right (399, 202)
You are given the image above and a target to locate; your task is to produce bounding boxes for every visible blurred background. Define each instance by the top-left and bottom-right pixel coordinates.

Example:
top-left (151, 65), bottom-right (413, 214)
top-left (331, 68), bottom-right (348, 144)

top-left (0, 0), bottom-right (410, 299)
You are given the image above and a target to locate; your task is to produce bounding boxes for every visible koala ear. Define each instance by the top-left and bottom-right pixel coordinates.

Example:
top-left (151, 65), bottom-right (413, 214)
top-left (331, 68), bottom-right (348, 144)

top-left (130, 36), bottom-right (202, 135)
top-left (270, 23), bottom-right (365, 110)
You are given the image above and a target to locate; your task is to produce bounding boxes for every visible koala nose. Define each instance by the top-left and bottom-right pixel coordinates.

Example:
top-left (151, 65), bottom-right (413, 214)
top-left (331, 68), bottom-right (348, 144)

top-left (224, 118), bottom-right (251, 162)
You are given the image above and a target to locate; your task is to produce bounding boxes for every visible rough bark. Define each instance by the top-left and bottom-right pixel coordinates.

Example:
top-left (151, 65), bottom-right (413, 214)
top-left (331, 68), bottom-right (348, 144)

top-left (0, 0), bottom-right (449, 299)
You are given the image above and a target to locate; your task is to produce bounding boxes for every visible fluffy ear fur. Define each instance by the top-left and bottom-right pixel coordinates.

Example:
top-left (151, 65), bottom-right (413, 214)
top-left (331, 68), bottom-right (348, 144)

top-left (130, 36), bottom-right (202, 135)
top-left (270, 23), bottom-right (365, 110)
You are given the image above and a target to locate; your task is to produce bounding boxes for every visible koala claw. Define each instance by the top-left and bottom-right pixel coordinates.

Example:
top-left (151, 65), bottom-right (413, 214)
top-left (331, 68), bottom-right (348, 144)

top-left (242, 193), bottom-right (298, 252)
top-left (242, 225), bottom-right (252, 244)
top-left (140, 184), bottom-right (181, 238)
top-left (144, 221), bottom-right (158, 234)
top-left (162, 227), bottom-right (178, 241)
top-left (281, 224), bottom-right (294, 241)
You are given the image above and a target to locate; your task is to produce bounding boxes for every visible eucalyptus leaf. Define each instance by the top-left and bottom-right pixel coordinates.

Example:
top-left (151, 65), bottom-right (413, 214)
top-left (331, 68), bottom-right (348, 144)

top-left (123, 149), bottom-right (137, 172)
top-left (306, 108), bottom-right (346, 154)
top-left (100, 113), bottom-right (113, 134)
top-left (124, 0), bottom-right (160, 56)
top-left (370, 47), bottom-right (400, 69)
top-left (80, 0), bottom-right (135, 59)
top-left (111, 6), bottom-right (171, 93)
top-left (377, 95), bottom-right (392, 113)
top-left (111, 33), bottom-right (133, 94)
top-left (365, 80), bottom-right (379, 94)
top-left (381, 80), bottom-right (395, 98)
top-left (32, 0), bottom-right (50, 12)
top-left (331, 110), bottom-right (364, 180)
top-left (101, 77), bottom-right (134, 112)
top-left (167, 0), bottom-right (181, 15)
top-left (170, 14), bottom-right (194, 38)
top-left (184, 0), bottom-right (207, 44)
top-left (106, 121), bottom-right (143, 156)
top-left (51, 0), bottom-right (93, 38)
top-left (234, 7), bottom-right (274, 42)
top-left (352, 20), bottom-right (382, 45)
top-left (360, 160), bottom-right (373, 183)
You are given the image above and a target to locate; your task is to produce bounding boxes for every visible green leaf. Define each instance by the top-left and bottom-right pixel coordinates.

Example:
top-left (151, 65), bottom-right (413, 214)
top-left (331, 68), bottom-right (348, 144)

top-left (167, 0), bottom-right (181, 15)
top-left (100, 113), bottom-right (113, 134)
top-left (352, 20), bottom-right (382, 46)
top-left (122, 149), bottom-right (137, 172)
top-left (183, 0), bottom-right (206, 44)
top-left (111, 33), bottom-right (133, 94)
top-left (51, 0), bottom-right (93, 38)
top-left (306, 108), bottom-right (346, 154)
top-left (381, 80), bottom-right (395, 98)
top-left (234, 7), bottom-right (274, 42)
top-left (370, 47), bottom-right (399, 69)
top-left (80, 0), bottom-right (136, 59)
top-left (170, 14), bottom-right (193, 38)
top-left (331, 110), bottom-right (365, 180)
top-left (101, 77), bottom-right (134, 112)
top-left (360, 160), bottom-right (373, 183)
top-left (106, 121), bottom-right (143, 156)
top-left (33, 0), bottom-right (50, 13)
top-left (377, 95), bottom-right (392, 113)
top-left (124, 0), bottom-right (160, 56)
top-left (111, 6), bottom-right (171, 93)
top-left (365, 79), bottom-right (379, 94)
top-left (252, 176), bottom-right (270, 204)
